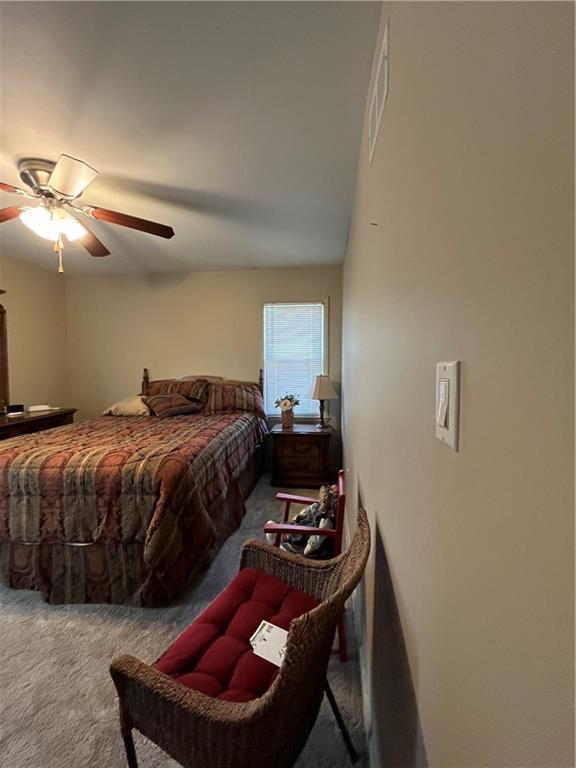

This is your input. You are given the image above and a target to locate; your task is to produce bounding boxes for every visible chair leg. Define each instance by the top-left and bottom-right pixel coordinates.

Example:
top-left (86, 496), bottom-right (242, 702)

top-left (324, 680), bottom-right (359, 764)
top-left (338, 615), bottom-right (348, 662)
top-left (122, 729), bottom-right (139, 768)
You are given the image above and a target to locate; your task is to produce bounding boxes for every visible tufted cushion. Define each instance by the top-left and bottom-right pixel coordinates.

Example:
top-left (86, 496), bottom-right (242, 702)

top-left (154, 568), bottom-right (318, 702)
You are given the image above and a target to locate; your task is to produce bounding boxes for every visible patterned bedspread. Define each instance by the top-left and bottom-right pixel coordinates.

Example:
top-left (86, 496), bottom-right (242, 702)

top-left (0, 412), bottom-right (267, 604)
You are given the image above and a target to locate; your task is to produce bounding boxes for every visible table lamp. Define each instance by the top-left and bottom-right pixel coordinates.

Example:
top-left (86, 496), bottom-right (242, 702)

top-left (312, 375), bottom-right (338, 430)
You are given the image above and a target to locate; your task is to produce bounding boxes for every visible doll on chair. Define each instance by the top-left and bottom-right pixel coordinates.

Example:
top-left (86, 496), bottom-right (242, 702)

top-left (266, 483), bottom-right (338, 559)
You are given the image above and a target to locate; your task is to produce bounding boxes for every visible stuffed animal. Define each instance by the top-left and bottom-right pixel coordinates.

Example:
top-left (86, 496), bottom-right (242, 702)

top-left (266, 484), bottom-right (338, 559)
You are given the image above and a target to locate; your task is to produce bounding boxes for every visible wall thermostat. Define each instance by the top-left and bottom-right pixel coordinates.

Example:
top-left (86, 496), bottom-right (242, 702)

top-left (435, 361), bottom-right (460, 451)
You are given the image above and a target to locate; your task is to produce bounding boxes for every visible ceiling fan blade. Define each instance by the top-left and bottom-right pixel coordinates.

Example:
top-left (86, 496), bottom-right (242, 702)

top-left (48, 154), bottom-right (98, 199)
top-left (0, 182), bottom-right (37, 198)
top-left (86, 206), bottom-right (174, 239)
top-left (0, 182), bottom-right (21, 194)
top-left (0, 206), bottom-right (24, 223)
top-left (74, 220), bottom-right (110, 257)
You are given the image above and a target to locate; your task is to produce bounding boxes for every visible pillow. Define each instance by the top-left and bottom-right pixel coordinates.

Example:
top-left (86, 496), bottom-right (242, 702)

top-left (145, 378), bottom-right (209, 401)
top-left (181, 375), bottom-right (224, 383)
top-left (204, 381), bottom-right (265, 419)
top-left (143, 393), bottom-right (203, 418)
top-left (103, 396), bottom-right (150, 417)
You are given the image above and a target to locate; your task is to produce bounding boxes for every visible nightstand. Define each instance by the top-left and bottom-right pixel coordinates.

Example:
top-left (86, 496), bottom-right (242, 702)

top-left (0, 408), bottom-right (76, 440)
top-left (270, 424), bottom-right (331, 488)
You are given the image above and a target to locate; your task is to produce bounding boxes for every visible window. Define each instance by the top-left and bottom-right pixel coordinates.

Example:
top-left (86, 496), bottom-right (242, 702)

top-left (263, 302), bottom-right (326, 417)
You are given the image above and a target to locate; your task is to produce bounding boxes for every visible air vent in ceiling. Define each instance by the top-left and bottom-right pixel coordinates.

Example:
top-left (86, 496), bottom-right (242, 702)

top-left (368, 19), bottom-right (389, 165)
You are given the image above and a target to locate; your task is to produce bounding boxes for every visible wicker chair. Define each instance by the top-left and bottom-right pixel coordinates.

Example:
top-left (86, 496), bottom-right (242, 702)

top-left (110, 507), bottom-right (370, 768)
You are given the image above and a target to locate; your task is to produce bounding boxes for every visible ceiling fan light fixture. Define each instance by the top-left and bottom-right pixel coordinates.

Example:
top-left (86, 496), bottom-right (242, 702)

top-left (19, 206), bottom-right (87, 242)
top-left (60, 216), bottom-right (88, 242)
top-left (20, 206), bottom-right (59, 240)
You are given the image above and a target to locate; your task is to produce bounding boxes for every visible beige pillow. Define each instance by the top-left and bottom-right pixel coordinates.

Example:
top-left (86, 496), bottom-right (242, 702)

top-left (103, 396), bottom-right (150, 416)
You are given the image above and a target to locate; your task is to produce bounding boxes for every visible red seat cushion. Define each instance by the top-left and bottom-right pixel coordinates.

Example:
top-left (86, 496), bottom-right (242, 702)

top-left (154, 568), bottom-right (318, 703)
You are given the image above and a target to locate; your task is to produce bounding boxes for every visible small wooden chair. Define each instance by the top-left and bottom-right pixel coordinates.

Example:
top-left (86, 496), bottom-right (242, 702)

top-left (264, 469), bottom-right (349, 661)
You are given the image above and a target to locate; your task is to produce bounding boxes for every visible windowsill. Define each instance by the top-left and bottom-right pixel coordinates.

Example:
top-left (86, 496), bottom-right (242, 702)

top-left (266, 416), bottom-right (338, 430)
top-left (266, 415), bottom-right (320, 424)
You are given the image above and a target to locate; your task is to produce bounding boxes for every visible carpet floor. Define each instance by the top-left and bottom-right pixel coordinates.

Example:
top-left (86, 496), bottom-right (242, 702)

top-left (0, 476), bottom-right (368, 768)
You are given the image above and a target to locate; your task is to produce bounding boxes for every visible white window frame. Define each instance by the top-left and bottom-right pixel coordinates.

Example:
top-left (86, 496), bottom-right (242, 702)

top-left (261, 299), bottom-right (330, 420)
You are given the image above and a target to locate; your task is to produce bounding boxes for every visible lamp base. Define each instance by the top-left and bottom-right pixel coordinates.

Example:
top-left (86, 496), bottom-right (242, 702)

top-left (316, 399), bottom-right (327, 430)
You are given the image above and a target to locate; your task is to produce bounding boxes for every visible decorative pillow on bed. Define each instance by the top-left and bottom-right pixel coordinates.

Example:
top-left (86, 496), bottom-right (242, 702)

top-left (103, 396), bottom-right (151, 416)
top-left (145, 378), bottom-right (209, 402)
top-left (204, 381), bottom-right (265, 419)
top-left (181, 375), bottom-right (224, 384)
top-left (143, 393), bottom-right (204, 418)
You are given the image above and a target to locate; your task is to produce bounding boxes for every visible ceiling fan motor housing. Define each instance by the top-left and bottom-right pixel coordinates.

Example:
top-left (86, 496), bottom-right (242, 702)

top-left (18, 158), bottom-right (56, 193)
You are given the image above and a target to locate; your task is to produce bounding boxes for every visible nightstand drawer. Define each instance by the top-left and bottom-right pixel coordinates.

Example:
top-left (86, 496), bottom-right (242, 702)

top-left (282, 454), bottom-right (322, 475)
top-left (277, 439), bottom-right (321, 460)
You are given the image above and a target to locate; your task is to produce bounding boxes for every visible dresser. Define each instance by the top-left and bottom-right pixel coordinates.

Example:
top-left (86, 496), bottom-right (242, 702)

top-left (0, 408), bottom-right (76, 440)
top-left (270, 424), bottom-right (331, 487)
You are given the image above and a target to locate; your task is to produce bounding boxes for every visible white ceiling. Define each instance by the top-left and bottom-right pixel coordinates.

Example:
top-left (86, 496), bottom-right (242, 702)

top-left (0, 2), bottom-right (379, 274)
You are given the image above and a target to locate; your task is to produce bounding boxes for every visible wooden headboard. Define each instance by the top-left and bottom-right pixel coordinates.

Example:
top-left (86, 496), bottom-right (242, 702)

top-left (141, 368), bottom-right (264, 396)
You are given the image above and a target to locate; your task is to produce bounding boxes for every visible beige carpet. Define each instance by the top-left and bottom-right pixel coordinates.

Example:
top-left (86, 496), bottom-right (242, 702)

top-left (0, 476), bottom-right (368, 768)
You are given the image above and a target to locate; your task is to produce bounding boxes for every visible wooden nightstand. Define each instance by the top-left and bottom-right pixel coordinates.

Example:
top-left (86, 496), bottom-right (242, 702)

top-left (0, 408), bottom-right (76, 440)
top-left (270, 424), bottom-right (331, 488)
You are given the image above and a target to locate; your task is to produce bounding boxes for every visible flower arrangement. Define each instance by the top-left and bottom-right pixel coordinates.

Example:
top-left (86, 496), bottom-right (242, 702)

top-left (274, 394), bottom-right (300, 412)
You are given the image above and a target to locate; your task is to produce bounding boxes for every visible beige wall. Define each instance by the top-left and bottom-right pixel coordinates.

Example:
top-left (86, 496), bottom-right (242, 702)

top-left (343, 3), bottom-right (574, 767)
top-left (0, 256), bottom-right (68, 405)
top-left (64, 266), bottom-right (342, 421)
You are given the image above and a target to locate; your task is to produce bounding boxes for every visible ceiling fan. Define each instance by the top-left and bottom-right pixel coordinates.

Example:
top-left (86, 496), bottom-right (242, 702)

top-left (0, 155), bottom-right (175, 272)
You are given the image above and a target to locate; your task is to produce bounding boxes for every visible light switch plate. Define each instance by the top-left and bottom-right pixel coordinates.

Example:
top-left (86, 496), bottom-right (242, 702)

top-left (435, 361), bottom-right (460, 451)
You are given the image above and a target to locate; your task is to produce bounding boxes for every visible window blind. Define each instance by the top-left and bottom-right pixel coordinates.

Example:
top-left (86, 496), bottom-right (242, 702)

top-left (263, 302), bottom-right (325, 417)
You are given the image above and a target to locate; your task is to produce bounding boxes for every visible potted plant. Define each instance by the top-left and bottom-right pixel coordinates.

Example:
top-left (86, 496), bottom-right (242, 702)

top-left (275, 394), bottom-right (300, 430)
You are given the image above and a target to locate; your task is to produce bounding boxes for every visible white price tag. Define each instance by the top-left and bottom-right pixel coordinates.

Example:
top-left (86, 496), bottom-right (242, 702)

top-left (249, 620), bottom-right (288, 667)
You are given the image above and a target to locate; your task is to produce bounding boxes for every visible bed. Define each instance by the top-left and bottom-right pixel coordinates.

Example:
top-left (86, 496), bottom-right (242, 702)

top-left (0, 370), bottom-right (267, 606)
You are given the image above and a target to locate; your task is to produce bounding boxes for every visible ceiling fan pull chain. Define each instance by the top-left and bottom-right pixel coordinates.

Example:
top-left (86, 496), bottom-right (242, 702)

top-left (54, 235), bottom-right (65, 273)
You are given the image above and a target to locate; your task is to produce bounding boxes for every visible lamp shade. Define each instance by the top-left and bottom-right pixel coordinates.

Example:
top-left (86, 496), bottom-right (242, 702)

top-left (312, 375), bottom-right (338, 401)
